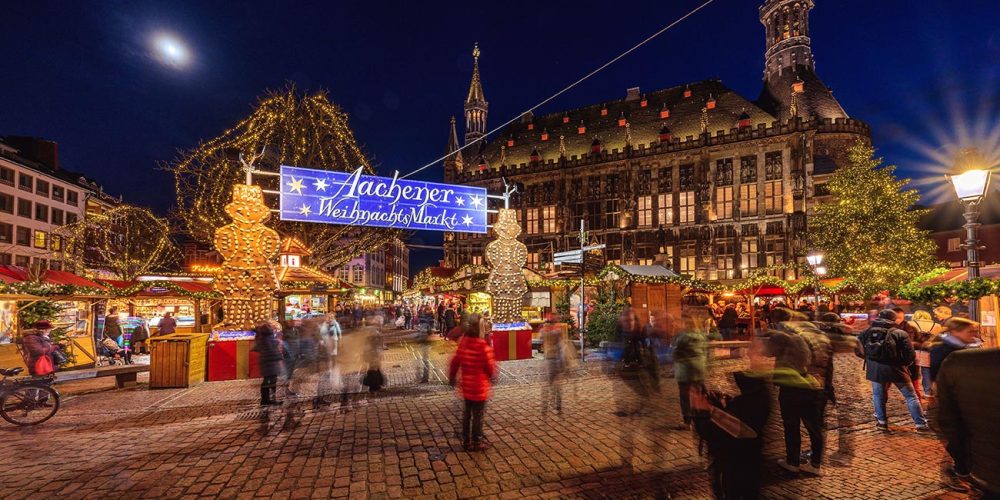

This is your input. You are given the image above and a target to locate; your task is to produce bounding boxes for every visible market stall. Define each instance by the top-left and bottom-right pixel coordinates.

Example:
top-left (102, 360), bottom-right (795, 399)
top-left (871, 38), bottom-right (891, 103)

top-left (101, 279), bottom-right (218, 334)
top-left (599, 264), bottom-right (684, 326)
top-left (899, 265), bottom-right (1000, 348)
top-left (276, 237), bottom-right (353, 320)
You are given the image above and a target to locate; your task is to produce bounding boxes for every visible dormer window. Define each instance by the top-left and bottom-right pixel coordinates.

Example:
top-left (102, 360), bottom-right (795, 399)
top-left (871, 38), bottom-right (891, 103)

top-left (792, 78), bottom-right (805, 93)
top-left (527, 123), bottom-right (534, 131)
top-left (683, 87), bottom-right (692, 98)
top-left (600, 108), bottom-right (608, 116)
top-left (591, 137), bottom-right (602, 154)
top-left (660, 106), bottom-right (670, 119)
top-left (562, 115), bottom-right (570, 124)
top-left (706, 94), bottom-right (717, 110)
top-left (618, 113), bottom-right (627, 127)
top-left (507, 138), bottom-right (514, 147)
top-left (578, 122), bottom-right (586, 135)
top-left (640, 98), bottom-right (648, 108)
top-left (540, 130), bottom-right (549, 141)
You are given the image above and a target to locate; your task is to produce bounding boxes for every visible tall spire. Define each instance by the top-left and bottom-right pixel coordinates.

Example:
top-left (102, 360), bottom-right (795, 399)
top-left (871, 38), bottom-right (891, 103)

top-left (443, 116), bottom-right (464, 182)
top-left (464, 43), bottom-right (488, 145)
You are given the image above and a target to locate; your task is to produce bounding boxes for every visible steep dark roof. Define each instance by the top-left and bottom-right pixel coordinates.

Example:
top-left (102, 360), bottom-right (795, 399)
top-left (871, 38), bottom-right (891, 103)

top-left (475, 79), bottom-right (776, 168)
top-left (0, 137), bottom-right (106, 194)
top-left (757, 65), bottom-right (847, 121)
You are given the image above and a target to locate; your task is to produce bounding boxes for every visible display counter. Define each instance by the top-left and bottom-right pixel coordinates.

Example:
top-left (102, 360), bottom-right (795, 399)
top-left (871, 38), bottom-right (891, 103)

top-left (206, 331), bottom-right (260, 381)
top-left (284, 294), bottom-right (328, 320)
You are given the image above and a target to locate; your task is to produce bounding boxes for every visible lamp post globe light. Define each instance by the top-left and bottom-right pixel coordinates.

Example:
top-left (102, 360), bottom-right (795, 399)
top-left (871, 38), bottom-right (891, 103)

top-left (947, 148), bottom-right (992, 322)
top-left (805, 250), bottom-right (825, 311)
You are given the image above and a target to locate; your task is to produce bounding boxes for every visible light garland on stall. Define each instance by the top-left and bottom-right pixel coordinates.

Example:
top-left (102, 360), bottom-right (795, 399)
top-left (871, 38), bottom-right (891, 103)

top-left (486, 209), bottom-right (529, 323)
top-left (213, 184), bottom-right (281, 330)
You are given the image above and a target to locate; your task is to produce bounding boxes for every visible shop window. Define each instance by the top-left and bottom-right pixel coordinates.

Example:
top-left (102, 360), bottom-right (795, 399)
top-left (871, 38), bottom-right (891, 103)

top-left (716, 239), bottom-right (735, 280)
top-left (18, 173), bottom-right (32, 192)
top-left (51, 208), bottom-right (64, 225)
top-left (16, 226), bottom-right (31, 246)
top-left (34, 230), bottom-right (47, 249)
top-left (51, 185), bottom-right (64, 202)
top-left (541, 205), bottom-right (556, 233)
top-left (740, 184), bottom-right (759, 217)
top-left (0, 166), bottom-right (13, 186)
top-left (0, 193), bottom-right (12, 214)
top-left (0, 222), bottom-right (11, 244)
top-left (15, 255), bottom-right (29, 267)
top-left (764, 180), bottom-right (783, 215)
top-left (637, 195), bottom-right (653, 227)
top-left (715, 186), bottom-right (733, 220)
top-left (35, 203), bottom-right (48, 222)
top-left (657, 193), bottom-right (673, 226)
top-left (679, 244), bottom-right (696, 274)
top-left (66, 191), bottom-right (78, 206)
top-left (36, 179), bottom-right (49, 197)
top-left (17, 198), bottom-right (31, 218)
top-left (741, 238), bottom-right (759, 271)
top-left (679, 191), bottom-right (695, 225)
top-left (0, 253), bottom-right (11, 265)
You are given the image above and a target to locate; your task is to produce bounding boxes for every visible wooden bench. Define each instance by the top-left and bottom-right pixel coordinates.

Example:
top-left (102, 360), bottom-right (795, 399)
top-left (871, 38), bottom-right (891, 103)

top-left (707, 340), bottom-right (752, 360)
top-left (56, 364), bottom-right (150, 388)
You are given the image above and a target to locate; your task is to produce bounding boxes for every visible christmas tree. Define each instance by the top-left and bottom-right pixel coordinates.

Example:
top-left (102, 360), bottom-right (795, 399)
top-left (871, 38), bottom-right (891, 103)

top-left (809, 141), bottom-right (939, 294)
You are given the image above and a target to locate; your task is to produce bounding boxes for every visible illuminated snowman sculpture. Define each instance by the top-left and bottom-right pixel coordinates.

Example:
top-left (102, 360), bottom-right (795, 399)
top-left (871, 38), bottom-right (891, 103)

top-left (486, 208), bottom-right (528, 324)
top-left (213, 184), bottom-right (281, 330)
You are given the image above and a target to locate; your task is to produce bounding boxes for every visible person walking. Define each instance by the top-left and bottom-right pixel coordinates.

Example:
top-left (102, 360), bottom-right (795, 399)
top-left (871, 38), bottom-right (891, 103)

top-left (254, 320), bottom-right (283, 406)
top-left (539, 315), bottom-right (568, 415)
top-left (157, 312), bottom-right (177, 336)
top-left (855, 309), bottom-right (930, 433)
top-left (448, 314), bottom-right (497, 451)
top-left (416, 307), bottom-right (434, 383)
top-left (718, 303), bottom-right (739, 341)
top-left (672, 313), bottom-right (708, 431)
top-left (934, 348), bottom-right (1000, 496)
top-left (928, 317), bottom-right (982, 384)
top-left (131, 314), bottom-right (151, 355)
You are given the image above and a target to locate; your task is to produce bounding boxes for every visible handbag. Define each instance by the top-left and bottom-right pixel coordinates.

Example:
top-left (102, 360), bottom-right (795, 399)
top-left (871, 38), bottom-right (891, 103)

top-left (33, 355), bottom-right (55, 376)
top-left (50, 349), bottom-right (68, 366)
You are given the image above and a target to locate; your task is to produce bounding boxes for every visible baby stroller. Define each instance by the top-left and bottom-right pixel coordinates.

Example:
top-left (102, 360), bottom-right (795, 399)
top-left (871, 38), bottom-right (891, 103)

top-left (96, 337), bottom-right (131, 367)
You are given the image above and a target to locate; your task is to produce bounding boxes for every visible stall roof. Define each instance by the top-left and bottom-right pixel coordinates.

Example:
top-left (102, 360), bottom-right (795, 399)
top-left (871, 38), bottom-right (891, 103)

top-left (277, 265), bottom-right (353, 290)
top-left (919, 265), bottom-right (1000, 285)
top-left (0, 265), bottom-right (107, 290)
top-left (100, 279), bottom-right (217, 297)
top-left (615, 264), bottom-right (679, 278)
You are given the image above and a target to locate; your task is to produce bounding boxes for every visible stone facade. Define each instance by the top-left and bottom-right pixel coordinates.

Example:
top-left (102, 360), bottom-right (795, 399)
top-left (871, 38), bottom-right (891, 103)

top-left (442, 0), bottom-right (870, 283)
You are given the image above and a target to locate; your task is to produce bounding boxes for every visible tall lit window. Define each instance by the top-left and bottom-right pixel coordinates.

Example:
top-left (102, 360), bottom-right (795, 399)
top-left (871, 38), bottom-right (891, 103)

top-left (527, 252), bottom-right (540, 269)
top-left (679, 244), bottom-right (696, 274)
top-left (716, 239), bottom-right (735, 279)
top-left (715, 186), bottom-right (733, 220)
top-left (33, 230), bottom-right (47, 249)
top-left (765, 236), bottom-right (784, 276)
top-left (352, 264), bottom-right (364, 283)
top-left (740, 184), bottom-right (759, 217)
top-left (679, 191), bottom-right (695, 224)
top-left (657, 193), bottom-right (672, 225)
top-left (764, 180), bottom-right (783, 215)
top-left (605, 199), bottom-right (621, 229)
top-left (541, 205), bottom-right (557, 233)
top-left (637, 196), bottom-right (653, 227)
top-left (741, 237), bottom-right (759, 271)
top-left (472, 255), bottom-right (483, 266)
top-left (525, 208), bottom-right (540, 234)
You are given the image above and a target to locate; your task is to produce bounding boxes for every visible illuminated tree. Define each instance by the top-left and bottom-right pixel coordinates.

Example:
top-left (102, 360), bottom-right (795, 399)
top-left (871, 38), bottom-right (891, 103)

top-left (167, 85), bottom-right (398, 270)
top-left (809, 142), bottom-right (939, 294)
top-left (57, 205), bottom-right (179, 281)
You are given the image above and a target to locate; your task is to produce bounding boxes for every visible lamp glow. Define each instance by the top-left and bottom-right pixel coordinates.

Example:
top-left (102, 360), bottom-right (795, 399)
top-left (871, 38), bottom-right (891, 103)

top-left (949, 169), bottom-right (991, 202)
top-left (806, 251), bottom-right (824, 267)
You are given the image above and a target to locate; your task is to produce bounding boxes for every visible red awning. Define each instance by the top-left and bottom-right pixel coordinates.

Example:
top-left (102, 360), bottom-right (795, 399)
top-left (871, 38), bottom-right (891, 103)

top-left (0, 265), bottom-right (107, 290)
top-left (736, 285), bottom-right (786, 296)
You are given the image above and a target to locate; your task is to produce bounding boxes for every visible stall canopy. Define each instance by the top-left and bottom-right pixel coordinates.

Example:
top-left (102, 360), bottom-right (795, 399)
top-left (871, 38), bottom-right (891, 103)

top-left (919, 265), bottom-right (1000, 285)
top-left (736, 285), bottom-right (786, 296)
top-left (100, 279), bottom-right (217, 297)
top-left (0, 265), bottom-right (108, 294)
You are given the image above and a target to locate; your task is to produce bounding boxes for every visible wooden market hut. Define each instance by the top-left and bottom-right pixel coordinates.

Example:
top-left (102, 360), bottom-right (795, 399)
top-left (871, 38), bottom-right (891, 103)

top-left (600, 264), bottom-right (683, 325)
top-left (904, 264), bottom-right (1000, 348)
top-left (100, 279), bottom-right (218, 334)
top-left (275, 237), bottom-right (353, 319)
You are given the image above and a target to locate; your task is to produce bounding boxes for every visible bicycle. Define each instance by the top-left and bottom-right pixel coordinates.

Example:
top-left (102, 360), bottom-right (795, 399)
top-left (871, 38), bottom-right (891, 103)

top-left (0, 367), bottom-right (60, 426)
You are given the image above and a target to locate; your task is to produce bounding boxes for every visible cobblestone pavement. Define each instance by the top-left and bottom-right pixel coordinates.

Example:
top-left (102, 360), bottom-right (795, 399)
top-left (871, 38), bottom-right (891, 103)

top-left (0, 334), bottom-right (973, 499)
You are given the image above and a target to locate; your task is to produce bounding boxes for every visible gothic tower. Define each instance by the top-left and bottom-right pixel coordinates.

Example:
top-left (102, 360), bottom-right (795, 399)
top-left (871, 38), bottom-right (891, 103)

top-left (756, 0), bottom-right (847, 120)
top-left (464, 43), bottom-right (488, 146)
top-left (443, 116), bottom-right (464, 183)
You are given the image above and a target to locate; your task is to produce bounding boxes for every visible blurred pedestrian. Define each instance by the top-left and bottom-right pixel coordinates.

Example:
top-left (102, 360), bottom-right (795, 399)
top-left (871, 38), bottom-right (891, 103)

top-left (539, 315), bottom-right (571, 415)
top-left (672, 313), bottom-right (708, 431)
top-left (254, 320), bottom-right (283, 406)
top-left (929, 317), bottom-right (982, 384)
top-left (908, 310), bottom-right (937, 398)
top-left (718, 303), bottom-right (739, 341)
top-left (416, 308), bottom-right (433, 383)
top-left (448, 314), bottom-right (497, 451)
top-left (157, 312), bottom-right (177, 336)
top-left (934, 348), bottom-right (1000, 496)
top-left (892, 306), bottom-right (926, 401)
top-left (131, 313), bottom-right (151, 355)
top-left (855, 309), bottom-right (929, 433)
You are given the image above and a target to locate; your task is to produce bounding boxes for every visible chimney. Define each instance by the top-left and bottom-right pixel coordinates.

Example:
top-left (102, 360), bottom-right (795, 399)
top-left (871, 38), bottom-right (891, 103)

top-left (3, 136), bottom-right (59, 169)
top-left (625, 87), bottom-right (641, 101)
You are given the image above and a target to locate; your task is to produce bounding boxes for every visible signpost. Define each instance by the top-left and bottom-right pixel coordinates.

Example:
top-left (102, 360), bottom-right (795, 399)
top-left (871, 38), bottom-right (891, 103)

top-left (279, 165), bottom-right (488, 233)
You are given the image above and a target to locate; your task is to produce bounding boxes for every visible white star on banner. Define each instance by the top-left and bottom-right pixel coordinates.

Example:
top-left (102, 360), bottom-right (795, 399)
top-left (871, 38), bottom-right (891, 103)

top-left (462, 215), bottom-right (474, 226)
top-left (469, 194), bottom-right (483, 208)
top-left (312, 178), bottom-right (329, 191)
top-left (455, 196), bottom-right (465, 206)
top-left (287, 177), bottom-right (305, 194)
top-left (298, 204), bottom-right (312, 216)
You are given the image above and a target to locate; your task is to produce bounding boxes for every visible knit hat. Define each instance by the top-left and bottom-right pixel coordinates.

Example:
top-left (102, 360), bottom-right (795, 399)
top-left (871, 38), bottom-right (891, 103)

top-left (877, 309), bottom-right (897, 321)
top-left (33, 320), bottom-right (53, 330)
top-left (817, 312), bottom-right (841, 323)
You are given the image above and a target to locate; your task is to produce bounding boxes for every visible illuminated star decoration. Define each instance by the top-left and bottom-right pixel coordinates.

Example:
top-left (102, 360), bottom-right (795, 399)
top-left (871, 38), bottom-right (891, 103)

top-left (462, 215), bottom-right (474, 226)
top-left (298, 204), bottom-right (312, 216)
top-left (455, 196), bottom-right (465, 206)
top-left (312, 178), bottom-right (329, 191)
top-left (469, 194), bottom-right (483, 208)
top-left (287, 177), bottom-right (305, 194)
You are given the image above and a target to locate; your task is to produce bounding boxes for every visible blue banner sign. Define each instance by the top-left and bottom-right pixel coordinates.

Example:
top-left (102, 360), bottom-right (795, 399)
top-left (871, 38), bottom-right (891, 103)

top-left (279, 165), bottom-right (488, 234)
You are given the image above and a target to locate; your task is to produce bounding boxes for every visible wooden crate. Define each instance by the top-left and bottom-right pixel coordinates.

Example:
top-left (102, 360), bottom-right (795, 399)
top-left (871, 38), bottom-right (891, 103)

top-left (149, 333), bottom-right (208, 389)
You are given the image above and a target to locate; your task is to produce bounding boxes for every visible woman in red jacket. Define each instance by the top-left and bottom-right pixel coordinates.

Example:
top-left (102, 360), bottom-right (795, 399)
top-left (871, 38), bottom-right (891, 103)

top-left (448, 314), bottom-right (497, 451)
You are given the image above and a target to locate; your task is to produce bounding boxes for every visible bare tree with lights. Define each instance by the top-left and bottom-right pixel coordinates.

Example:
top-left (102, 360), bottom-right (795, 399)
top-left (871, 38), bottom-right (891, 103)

top-left (167, 85), bottom-right (398, 270)
top-left (56, 205), bottom-right (180, 281)
top-left (809, 142), bottom-right (939, 295)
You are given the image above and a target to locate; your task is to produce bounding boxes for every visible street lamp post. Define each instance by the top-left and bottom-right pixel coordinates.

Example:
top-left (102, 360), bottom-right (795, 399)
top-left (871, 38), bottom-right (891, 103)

top-left (947, 149), bottom-right (992, 322)
top-left (806, 250), bottom-right (826, 315)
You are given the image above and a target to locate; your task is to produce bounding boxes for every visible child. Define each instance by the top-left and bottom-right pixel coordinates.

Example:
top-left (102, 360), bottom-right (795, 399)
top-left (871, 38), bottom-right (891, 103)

top-left (448, 314), bottom-right (497, 451)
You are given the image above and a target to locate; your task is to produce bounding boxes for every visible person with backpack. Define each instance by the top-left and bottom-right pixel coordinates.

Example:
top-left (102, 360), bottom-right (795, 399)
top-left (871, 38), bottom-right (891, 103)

top-left (855, 309), bottom-right (930, 433)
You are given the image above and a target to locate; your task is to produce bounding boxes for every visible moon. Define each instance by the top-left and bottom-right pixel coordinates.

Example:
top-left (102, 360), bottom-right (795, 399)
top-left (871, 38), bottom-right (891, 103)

top-left (151, 32), bottom-right (191, 68)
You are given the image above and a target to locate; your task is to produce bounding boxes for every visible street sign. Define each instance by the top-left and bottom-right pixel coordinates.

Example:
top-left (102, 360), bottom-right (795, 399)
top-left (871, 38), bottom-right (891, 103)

top-left (279, 165), bottom-right (488, 233)
top-left (553, 249), bottom-right (582, 258)
top-left (582, 244), bottom-right (606, 252)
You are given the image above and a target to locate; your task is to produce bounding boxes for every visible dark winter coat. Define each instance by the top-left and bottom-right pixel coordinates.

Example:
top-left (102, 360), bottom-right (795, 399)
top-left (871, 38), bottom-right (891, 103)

top-left (929, 334), bottom-right (979, 383)
top-left (935, 348), bottom-right (1000, 493)
top-left (132, 321), bottom-right (150, 342)
top-left (718, 307), bottom-right (738, 328)
top-left (854, 318), bottom-right (915, 383)
top-left (157, 316), bottom-right (177, 335)
top-left (444, 309), bottom-right (457, 330)
top-left (448, 336), bottom-right (497, 402)
top-left (254, 330), bottom-right (284, 378)
top-left (22, 332), bottom-right (58, 375)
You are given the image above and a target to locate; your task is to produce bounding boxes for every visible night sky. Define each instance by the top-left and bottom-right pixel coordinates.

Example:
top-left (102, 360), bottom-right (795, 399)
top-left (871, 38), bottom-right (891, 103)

top-left (3, 0), bottom-right (999, 274)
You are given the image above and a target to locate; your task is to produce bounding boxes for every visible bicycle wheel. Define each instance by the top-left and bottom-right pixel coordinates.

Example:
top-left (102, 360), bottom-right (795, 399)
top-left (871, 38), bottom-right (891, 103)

top-left (0, 385), bottom-right (60, 426)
